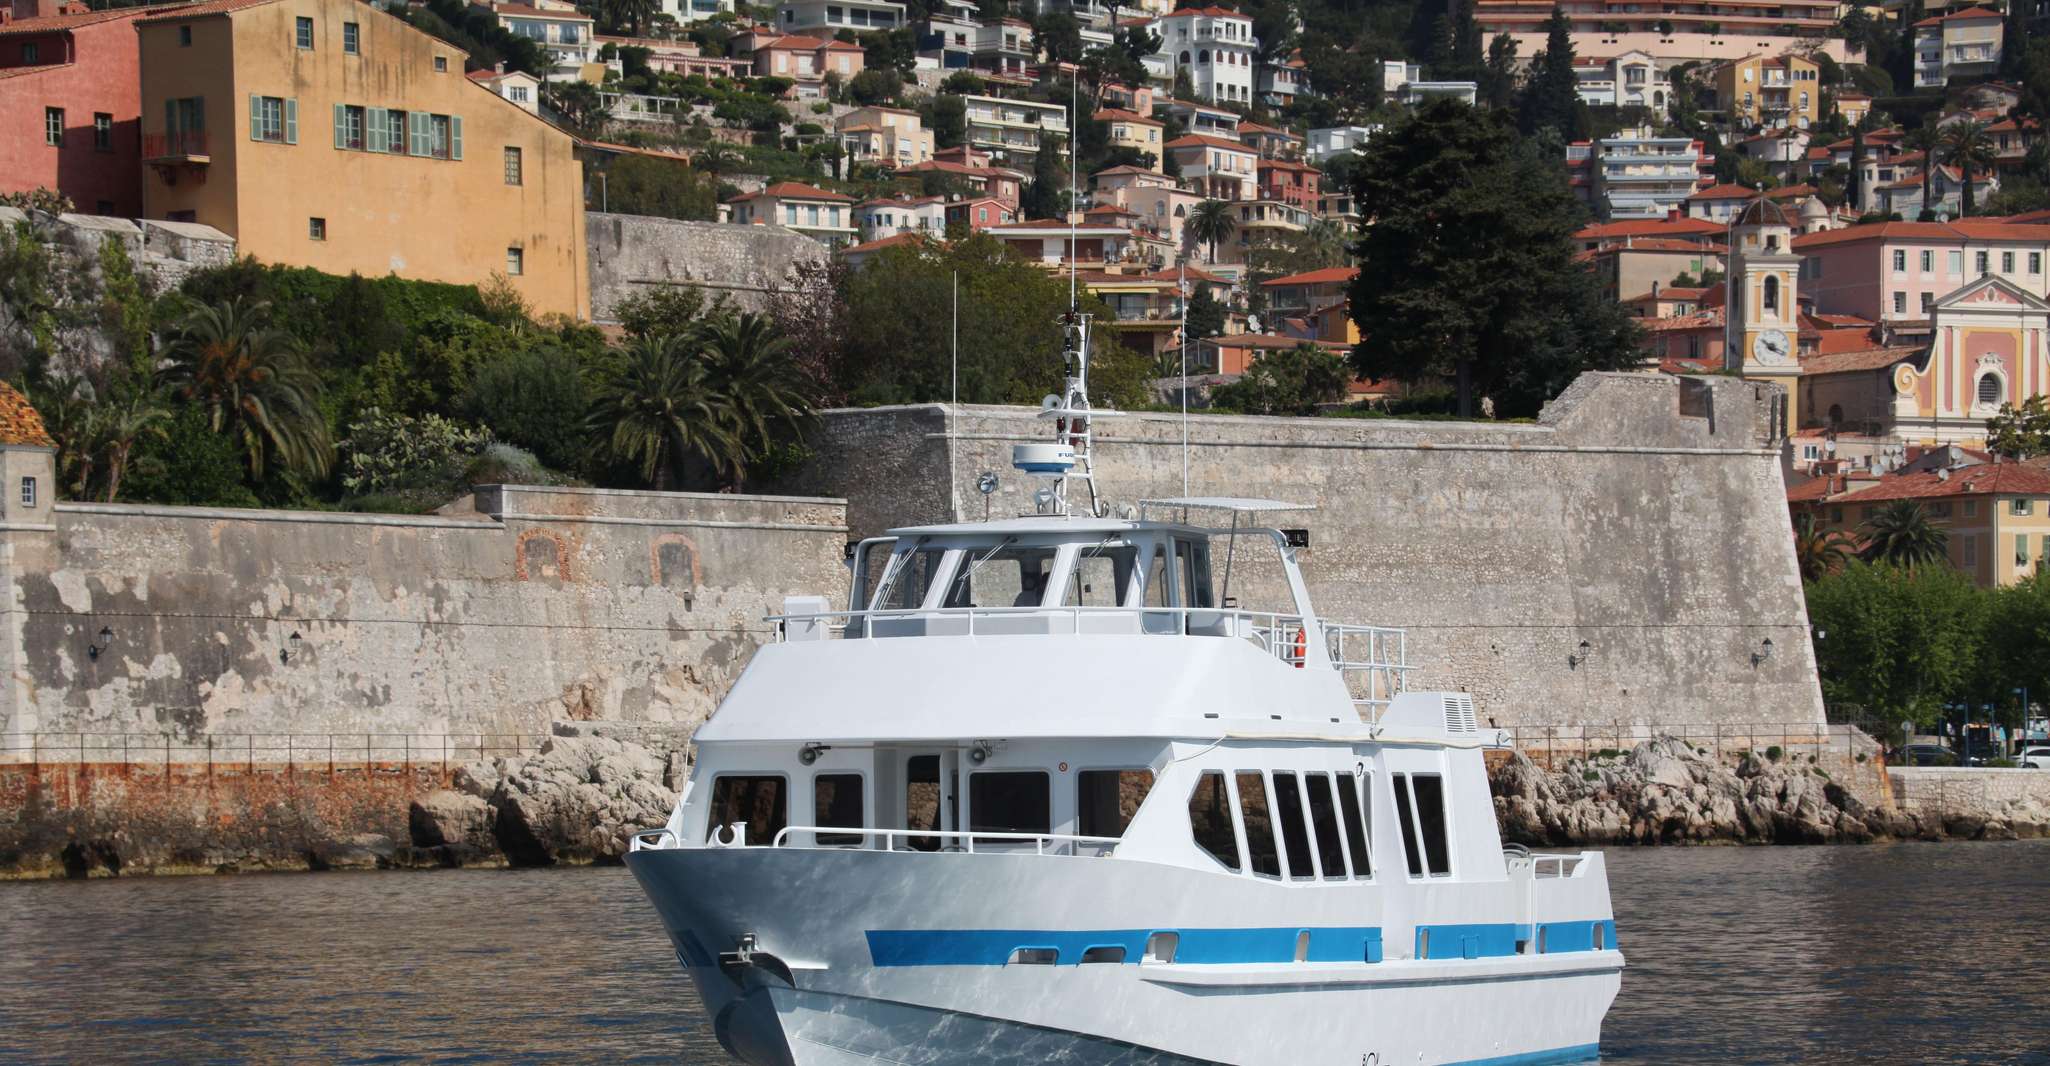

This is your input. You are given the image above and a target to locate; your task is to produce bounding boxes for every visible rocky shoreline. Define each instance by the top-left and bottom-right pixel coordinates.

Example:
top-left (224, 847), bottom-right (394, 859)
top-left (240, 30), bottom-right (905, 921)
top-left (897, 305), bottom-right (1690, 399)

top-left (1491, 737), bottom-right (2050, 845)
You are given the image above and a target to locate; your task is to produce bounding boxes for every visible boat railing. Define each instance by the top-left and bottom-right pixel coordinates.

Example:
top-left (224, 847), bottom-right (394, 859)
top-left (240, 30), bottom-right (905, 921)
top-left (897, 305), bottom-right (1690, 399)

top-left (629, 828), bottom-right (680, 852)
top-left (761, 825), bottom-right (1123, 856)
top-left (767, 605), bottom-right (1413, 705)
top-left (1505, 849), bottom-right (1588, 879)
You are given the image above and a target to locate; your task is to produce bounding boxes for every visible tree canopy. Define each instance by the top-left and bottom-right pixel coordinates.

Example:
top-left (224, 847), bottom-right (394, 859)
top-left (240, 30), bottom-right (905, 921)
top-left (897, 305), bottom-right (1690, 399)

top-left (1347, 99), bottom-right (1640, 416)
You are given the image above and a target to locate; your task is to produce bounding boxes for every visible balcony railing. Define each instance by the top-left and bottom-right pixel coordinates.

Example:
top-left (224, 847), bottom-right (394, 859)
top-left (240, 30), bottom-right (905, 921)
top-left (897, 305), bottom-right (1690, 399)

top-left (143, 130), bottom-right (209, 162)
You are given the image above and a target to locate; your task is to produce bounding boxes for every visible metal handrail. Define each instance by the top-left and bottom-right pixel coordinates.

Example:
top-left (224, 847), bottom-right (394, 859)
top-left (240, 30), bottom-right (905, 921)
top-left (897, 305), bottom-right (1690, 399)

top-left (630, 829), bottom-right (678, 852)
top-left (764, 825), bottom-right (1122, 856)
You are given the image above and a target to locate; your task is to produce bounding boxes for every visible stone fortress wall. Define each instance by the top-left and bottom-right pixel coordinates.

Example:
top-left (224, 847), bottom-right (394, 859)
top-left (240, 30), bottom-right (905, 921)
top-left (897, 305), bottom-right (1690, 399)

top-left (583, 213), bottom-right (828, 322)
top-left (0, 486), bottom-right (847, 746)
top-left (769, 373), bottom-right (1825, 729)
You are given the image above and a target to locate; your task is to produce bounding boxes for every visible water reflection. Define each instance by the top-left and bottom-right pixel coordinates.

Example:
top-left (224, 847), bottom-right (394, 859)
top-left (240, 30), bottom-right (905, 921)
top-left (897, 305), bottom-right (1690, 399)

top-left (2, 843), bottom-right (2046, 1064)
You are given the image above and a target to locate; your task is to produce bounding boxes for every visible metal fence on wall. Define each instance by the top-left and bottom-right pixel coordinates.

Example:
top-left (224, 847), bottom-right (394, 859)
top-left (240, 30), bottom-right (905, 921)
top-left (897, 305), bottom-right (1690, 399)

top-left (1504, 722), bottom-right (1880, 768)
top-left (0, 729), bottom-right (695, 774)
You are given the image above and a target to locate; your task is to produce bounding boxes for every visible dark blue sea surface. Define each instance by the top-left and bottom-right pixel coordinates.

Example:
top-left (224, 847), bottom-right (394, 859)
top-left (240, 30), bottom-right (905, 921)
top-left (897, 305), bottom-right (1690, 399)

top-left (1, 842), bottom-right (2046, 1063)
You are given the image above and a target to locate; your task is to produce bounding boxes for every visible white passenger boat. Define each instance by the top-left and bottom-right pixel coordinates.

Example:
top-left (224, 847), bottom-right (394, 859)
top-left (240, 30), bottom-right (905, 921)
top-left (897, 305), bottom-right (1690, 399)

top-left (626, 315), bottom-right (1624, 1066)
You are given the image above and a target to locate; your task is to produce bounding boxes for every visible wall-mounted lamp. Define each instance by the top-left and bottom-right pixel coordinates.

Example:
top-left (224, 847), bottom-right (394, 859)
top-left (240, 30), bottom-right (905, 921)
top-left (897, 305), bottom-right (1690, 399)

top-left (1568, 639), bottom-right (1592, 669)
top-left (280, 631), bottom-right (303, 665)
top-left (86, 625), bottom-right (113, 663)
top-left (968, 740), bottom-right (994, 765)
top-left (1752, 637), bottom-right (1774, 667)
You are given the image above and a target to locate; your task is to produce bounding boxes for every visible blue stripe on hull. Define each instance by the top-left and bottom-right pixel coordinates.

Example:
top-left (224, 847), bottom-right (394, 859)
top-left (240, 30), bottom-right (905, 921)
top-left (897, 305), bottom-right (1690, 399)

top-left (1451, 1043), bottom-right (1601, 1065)
top-left (866, 927), bottom-right (1384, 966)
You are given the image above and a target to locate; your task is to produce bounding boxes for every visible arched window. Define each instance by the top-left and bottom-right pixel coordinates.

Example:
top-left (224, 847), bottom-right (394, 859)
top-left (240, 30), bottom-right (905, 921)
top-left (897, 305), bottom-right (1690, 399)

top-left (1179, 50), bottom-right (1191, 64)
top-left (1654, 91), bottom-right (1665, 108)
top-left (1198, 49), bottom-right (1209, 63)
top-left (1828, 403), bottom-right (1844, 426)
top-left (1763, 275), bottom-right (1780, 313)
top-left (1174, 204), bottom-right (1187, 217)
top-left (1979, 372), bottom-right (2003, 407)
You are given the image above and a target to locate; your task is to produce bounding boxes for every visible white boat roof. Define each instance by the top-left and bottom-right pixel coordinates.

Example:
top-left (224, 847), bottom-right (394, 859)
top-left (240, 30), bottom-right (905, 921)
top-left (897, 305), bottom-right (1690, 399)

top-left (883, 514), bottom-right (1181, 538)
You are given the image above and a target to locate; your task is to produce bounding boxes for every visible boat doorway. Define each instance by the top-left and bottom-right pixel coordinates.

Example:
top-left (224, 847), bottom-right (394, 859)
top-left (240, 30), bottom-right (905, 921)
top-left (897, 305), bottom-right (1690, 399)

top-left (902, 750), bottom-right (960, 852)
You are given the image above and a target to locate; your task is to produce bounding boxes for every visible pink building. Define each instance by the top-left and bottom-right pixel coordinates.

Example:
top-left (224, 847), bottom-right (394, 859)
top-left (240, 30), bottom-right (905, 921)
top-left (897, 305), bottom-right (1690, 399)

top-left (0, 1), bottom-right (149, 216)
top-left (1792, 220), bottom-right (2050, 326)
top-left (750, 33), bottom-right (862, 96)
top-left (1165, 133), bottom-right (1256, 201)
top-left (1257, 157), bottom-right (1320, 210)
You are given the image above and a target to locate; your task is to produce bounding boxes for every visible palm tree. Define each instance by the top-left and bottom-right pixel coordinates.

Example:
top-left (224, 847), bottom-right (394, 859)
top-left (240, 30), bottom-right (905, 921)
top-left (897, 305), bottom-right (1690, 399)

top-left (602, 0), bottom-right (656, 36)
top-left (701, 312), bottom-right (812, 485)
top-left (1859, 500), bottom-right (1950, 570)
top-left (1902, 119), bottom-right (1943, 218)
top-left (589, 334), bottom-right (741, 489)
top-left (159, 298), bottom-right (332, 479)
top-left (1793, 511), bottom-right (1852, 582)
top-left (1941, 117), bottom-right (1998, 217)
top-left (1297, 218), bottom-right (1350, 269)
top-left (95, 384), bottom-right (170, 503)
top-left (1186, 199), bottom-right (1238, 265)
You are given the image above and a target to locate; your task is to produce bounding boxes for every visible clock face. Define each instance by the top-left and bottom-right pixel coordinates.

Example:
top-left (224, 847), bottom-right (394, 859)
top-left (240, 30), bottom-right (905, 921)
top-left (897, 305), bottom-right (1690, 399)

top-left (1753, 328), bottom-right (1792, 366)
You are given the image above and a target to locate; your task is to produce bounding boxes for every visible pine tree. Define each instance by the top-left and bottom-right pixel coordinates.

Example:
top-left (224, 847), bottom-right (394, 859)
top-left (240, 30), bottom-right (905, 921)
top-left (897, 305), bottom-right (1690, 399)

top-left (1481, 33), bottom-right (1519, 110)
top-left (1517, 6), bottom-right (1582, 138)
top-left (1450, 0), bottom-right (1485, 81)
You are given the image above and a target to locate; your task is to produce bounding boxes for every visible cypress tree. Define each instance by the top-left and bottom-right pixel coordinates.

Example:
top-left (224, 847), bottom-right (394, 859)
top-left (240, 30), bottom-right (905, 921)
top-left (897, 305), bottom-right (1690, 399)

top-left (1518, 6), bottom-right (1582, 138)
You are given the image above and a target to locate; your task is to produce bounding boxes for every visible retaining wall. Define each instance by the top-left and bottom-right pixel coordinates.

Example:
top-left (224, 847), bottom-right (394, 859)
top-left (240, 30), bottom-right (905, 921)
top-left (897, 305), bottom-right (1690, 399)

top-left (769, 372), bottom-right (1824, 728)
top-left (0, 485), bottom-right (847, 746)
top-left (1890, 767), bottom-right (2050, 818)
top-left (583, 212), bottom-right (827, 321)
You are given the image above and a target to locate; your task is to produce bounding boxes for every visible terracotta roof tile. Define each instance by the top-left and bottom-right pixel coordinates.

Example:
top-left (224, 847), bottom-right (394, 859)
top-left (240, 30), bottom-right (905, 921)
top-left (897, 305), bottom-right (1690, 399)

top-left (0, 383), bottom-right (54, 448)
top-left (1261, 266), bottom-right (1358, 286)
top-left (1799, 345), bottom-right (1921, 376)
top-left (137, 0), bottom-right (286, 23)
top-left (1832, 463), bottom-right (2050, 505)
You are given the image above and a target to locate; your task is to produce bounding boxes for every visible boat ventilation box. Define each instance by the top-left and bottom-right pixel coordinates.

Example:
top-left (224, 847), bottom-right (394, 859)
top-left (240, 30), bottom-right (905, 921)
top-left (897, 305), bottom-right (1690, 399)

top-left (781, 596), bottom-right (831, 641)
top-left (1143, 933), bottom-right (1178, 964)
top-left (1441, 695), bottom-right (1478, 734)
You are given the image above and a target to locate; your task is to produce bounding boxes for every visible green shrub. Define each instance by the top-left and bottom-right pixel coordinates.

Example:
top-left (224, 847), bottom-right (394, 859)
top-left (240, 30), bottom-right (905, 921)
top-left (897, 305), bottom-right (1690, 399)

top-left (1582, 770), bottom-right (1600, 782)
top-left (339, 408), bottom-right (490, 501)
top-left (1990, 758), bottom-right (2017, 768)
top-left (464, 343), bottom-right (592, 472)
top-left (1766, 745), bottom-right (1784, 762)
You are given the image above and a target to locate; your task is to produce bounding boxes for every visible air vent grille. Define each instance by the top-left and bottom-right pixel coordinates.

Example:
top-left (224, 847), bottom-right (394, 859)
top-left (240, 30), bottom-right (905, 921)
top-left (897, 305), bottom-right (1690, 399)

top-left (1442, 694), bottom-right (1478, 734)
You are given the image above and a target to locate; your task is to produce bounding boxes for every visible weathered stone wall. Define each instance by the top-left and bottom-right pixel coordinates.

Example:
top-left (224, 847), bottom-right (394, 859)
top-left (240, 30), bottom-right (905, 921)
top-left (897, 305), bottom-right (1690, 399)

top-left (769, 373), bottom-right (1824, 728)
top-left (583, 212), bottom-right (827, 321)
top-left (1890, 767), bottom-right (2050, 822)
top-left (0, 485), bottom-right (846, 746)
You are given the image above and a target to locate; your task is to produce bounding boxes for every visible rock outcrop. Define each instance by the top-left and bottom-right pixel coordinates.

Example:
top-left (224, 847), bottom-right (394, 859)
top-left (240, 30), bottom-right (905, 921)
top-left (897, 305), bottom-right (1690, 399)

top-left (1492, 736), bottom-right (2050, 845)
top-left (408, 734), bottom-right (679, 867)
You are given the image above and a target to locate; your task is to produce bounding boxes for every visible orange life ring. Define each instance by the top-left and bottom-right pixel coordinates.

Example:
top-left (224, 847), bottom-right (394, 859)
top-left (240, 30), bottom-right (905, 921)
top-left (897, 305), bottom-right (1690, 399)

top-left (1293, 627), bottom-right (1306, 669)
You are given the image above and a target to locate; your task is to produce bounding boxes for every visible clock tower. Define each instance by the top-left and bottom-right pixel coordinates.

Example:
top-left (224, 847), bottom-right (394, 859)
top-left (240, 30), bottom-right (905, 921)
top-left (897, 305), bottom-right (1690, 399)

top-left (1725, 197), bottom-right (1803, 427)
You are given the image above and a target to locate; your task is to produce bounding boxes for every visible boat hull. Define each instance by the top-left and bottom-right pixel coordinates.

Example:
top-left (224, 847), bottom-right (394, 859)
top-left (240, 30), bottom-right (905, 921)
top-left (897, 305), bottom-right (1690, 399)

top-left (627, 846), bottom-right (1620, 1066)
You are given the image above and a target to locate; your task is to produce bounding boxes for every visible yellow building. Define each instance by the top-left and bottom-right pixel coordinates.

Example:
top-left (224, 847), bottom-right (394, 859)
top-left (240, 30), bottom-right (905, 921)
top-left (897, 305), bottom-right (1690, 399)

top-left (137, 0), bottom-right (588, 318)
top-left (1712, 53), bottom-right (1823, 131)
top-left (1098, 108), bottom-right (1165, 172)
top-left (1793, 462), bottom-right (2050, 587)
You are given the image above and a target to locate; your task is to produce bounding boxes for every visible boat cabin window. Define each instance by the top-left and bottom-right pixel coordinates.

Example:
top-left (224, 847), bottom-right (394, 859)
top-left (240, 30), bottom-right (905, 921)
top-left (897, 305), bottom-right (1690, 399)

top-left (1077, 768), bottom-right (1153, 838)
top-left (1187, 770), bottom-right (1240, 871)
top-left (1336, 772), bottom-right (1372, 878)
top-left (969, 770), bottom-right (1051, 844)
top-left (1142, 546), bottom-right (1172, 607)
top-left (941, 543), bottom-right (1058, 608)
top-left (1063, 543), bottom-right (1138, 607)
top-left (1303, 773), bottom-right (1349, 880)
top-left (813, 773), bottom-right (864, 846)
top-left (707, 774), bottom-right (787, 845)
top-left (872, 545), bottom-right (946, 610)
top-left (1393, 772), bottom-right (1451, 877)
top-left (848, 539), bottom-right (895, 611)
top-left (905, 755), bottom-right (954, 851)
top-left (1270, 772), bottom-right (1316, 880)
top-left (1235, 771), bottom-right (1282, 878)
top-left (1175, 538), bottom-right (1215, 608)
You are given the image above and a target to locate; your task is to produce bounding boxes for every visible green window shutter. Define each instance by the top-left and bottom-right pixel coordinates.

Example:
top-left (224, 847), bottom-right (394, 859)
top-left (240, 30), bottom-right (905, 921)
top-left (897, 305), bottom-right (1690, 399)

top-left (249, 93), bottom-right (260, 140)
top-left (409, 111), bottom-right (427, 156)
top-left (333, 103), bottom-right (345, 149)
top-left (367, 107), bottom-right (386, 152)
top-left (450, 115), bottom-right (462, 161)
top-left (285, 98), bottom-right (297, 144)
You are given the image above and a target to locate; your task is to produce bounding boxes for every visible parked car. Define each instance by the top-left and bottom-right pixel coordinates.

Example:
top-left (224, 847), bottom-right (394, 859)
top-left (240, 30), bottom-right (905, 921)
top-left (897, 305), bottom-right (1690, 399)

top-left (2019, 747), bottom-right (2050, 770)
top-left (1897, 743), bottom-right (1958, 767)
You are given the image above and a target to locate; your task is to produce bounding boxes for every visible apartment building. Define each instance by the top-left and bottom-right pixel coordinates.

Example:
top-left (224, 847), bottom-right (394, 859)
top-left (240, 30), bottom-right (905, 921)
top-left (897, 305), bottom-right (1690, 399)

top-left (1091, 164), bottom-right (1203, 249)
top-left (474, 0), bottom-right (594, 81)
top-left (984, 221), bottom-right (1139, 267)
top-left (1793, 460), bottom-right (2050, 586)
top-left (1228, 199), bottom-right (1309, 263)
top-left (961, 94), bottom-right (1067, 167)
top-left (1381, 60), bottom-right (1476, 105)
top-left (1915, 6), bottom-right (2003, 89)
top-left (659, 0), bottom-right (733, 26)
top-left (1236, 122), bottom-right (1301, 160)
top-left (1710, 53), bottom-right (1822, 130)
top-left (1255, 52), bottom-right (1304, 106)
top-left (750, 34), bottom-right (863, 95)
top-left (835, 105), bottom-right (931, 168)
top-left (468, 67), bottom-right (541, 114)
top-left (1154, 6), bottom-right (1257, 105)
top-left (137, 0), bottom-right (587, 316)
top-left (1306, 125), bottom-right (1376, 164)
top-left (728, 181), bottom-right (857, 244)
top-left (1473, 0), bottom-right (1860, 65)
top-left (1162, 98), bottom-right (1239, 138)
top-left (0, 3), bottom-right (151, 216)
top-left (1165, 133), bottom-right (1256, 201)
top-left (1572, 51), bottom-right (1669, 110)
top-left (1572, 132), bottom-right (1707, 220)
top-left (1098, 107), bottom-right (1164, 170)
top-left (776, 0), bottom-right (905, 35)
top-left (856, 195), bottom-right (944, 240)
top-left (971, 17), bottom-right (1032, 76)
top-left (1257, 158), bottom-right (1320, 210)
top-left (1792, 221), bottom-right (2050, 327)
